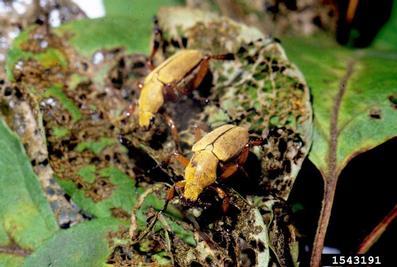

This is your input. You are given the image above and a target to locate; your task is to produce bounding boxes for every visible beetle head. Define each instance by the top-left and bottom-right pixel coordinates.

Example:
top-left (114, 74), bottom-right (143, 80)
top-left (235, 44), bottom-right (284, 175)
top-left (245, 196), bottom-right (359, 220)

top-left (183, 184), bottom-right (202, 202)
top-left (139, 111), bottom-right (155, 128)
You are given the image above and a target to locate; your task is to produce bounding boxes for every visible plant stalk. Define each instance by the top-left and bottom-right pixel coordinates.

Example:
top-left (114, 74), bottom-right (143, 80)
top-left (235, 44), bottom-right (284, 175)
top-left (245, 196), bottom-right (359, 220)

top-left (310, 175), bottom-right (338, 267)
top-left (358, 203), bottom-right (397, 254)
top-left (311, 60), bottom-right (355, 267)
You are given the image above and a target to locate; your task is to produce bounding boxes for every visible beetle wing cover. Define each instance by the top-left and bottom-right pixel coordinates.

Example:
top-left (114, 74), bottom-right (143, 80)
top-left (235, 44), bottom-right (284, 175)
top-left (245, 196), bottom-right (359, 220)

top-left (156, 50), bottom-right (204, 84)
top-left (212, 126), bottom-right (249, 161)
top-left (192, 124), bottom-right (235, 152)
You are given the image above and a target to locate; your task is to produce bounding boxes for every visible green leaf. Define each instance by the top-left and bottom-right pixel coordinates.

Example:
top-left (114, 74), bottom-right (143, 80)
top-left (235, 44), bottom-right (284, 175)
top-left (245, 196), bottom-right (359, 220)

top-left (283, 34), bottom-right (397, 266)
top-left (0, 119), bottom-right (58, 265)
top-left (74, 138), bottom-right (116, 155)
top-left (0, 254), bottom-right (24, 267)
top-left (23, 218), bottom-right (121, 267)
top-left (56, 0), bottom-right (183, 58)
top-left (103, 0), bottom-right (183, 18)
top-left (283, 35), bottom-right (397, 175)
top-left (57, 17), bottom-right (150, 56)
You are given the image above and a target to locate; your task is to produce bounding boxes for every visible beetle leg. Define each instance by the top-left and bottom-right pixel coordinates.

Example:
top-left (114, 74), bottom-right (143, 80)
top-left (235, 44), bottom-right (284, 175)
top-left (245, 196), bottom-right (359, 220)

top-left (193, 123), bottom-right (208, 142)
top-left (191, 52), bottom-right (236, 90)
top-left (219, 163), bottom-right (239, 180)
top-left (209, 53), bottom-right (235, 61)
top-left (248, 138), bottom-right (264, 147)
top-left (163, 181), bottom-right (185, 211)
top-left (210, 186), bottom-right (230, 213)
top-left (221, 138), bottom-right (264, 179)
top-left (147, 17), bottom-right (163, 70)
top-left (238, 144), bottom-right (250, 165)
top-left (192, 56), bottom-right (211, 89)
top-left (171, 152), bottom-right (190, 168)
top-left (219, 144), bottom-right (250, 180)
top-left (162, 81), bottom-right (180, 101)
top-left (191, 52), bottom-right (235, 91)
top-left (167, 181), bottom-right (186, 200)
top-left (162, 113), bottom-right (180, 151)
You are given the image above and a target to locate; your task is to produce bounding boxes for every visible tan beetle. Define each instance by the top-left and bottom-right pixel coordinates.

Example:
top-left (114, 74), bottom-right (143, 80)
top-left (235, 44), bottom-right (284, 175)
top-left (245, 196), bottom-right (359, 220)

top-left (138, 49), bottom-right (234, 128)
top-left (169, 124), bottom-right (263, 212)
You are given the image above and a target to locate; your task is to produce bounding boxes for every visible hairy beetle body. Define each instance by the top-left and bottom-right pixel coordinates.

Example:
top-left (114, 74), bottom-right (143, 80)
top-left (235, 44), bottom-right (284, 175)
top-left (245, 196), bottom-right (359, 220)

top-left (138, 50), bottom-right (205, 127)
top-left (183, 124), bottom-right (250, 201)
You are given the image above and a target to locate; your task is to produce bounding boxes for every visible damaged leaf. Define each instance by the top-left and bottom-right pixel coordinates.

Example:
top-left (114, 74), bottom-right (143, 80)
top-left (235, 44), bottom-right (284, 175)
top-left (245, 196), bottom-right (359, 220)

top-left (4, 3), bottom-right (313, 266)
top-left (4, 5), bottom-right (195, 254)
top-left (112, 7), bottom-right (311, 266)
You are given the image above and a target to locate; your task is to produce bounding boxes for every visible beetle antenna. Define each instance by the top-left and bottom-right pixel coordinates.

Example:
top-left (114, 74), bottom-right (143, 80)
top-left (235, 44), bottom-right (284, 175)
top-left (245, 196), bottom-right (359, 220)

top-left (147, 16), bottom-right (164, 69)
top-left (210, 53), bottom-right (235, 61)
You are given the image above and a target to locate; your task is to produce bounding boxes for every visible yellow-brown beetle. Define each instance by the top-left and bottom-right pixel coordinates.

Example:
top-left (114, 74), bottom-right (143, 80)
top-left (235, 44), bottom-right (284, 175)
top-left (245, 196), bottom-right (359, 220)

top-left (169, 124), bottom-right (263, 212)
top-left (138, 49), bottom-right (233, 128)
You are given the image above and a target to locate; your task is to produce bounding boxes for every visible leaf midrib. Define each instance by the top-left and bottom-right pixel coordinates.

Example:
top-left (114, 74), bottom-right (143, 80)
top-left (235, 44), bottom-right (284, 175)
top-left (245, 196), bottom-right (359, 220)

top-left (327, 59), bottom-right (356, 178)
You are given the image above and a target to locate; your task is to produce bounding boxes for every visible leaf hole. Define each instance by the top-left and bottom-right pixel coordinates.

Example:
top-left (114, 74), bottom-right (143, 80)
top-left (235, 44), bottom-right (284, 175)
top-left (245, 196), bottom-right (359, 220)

top-left (190, 261), bottom-right (203, 267)
top-left (369, 108), bottom-right (382, 119)
top-left (240, 248), bottom-right (257, 266)
top-left (388, 94), bottom-right (397, 109)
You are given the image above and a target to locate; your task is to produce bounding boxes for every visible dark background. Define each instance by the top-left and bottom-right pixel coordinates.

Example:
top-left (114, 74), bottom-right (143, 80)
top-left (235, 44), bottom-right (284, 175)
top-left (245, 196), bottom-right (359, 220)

top-left (291, 138), bottom-right (397, 266)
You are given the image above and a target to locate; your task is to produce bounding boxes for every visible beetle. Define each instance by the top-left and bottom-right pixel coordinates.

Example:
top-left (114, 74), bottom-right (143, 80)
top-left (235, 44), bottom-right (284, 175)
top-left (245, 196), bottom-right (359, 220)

top-left (169, 124), bottom-right (263, 212)
top-left (138, 49), bottom-right (234, 128)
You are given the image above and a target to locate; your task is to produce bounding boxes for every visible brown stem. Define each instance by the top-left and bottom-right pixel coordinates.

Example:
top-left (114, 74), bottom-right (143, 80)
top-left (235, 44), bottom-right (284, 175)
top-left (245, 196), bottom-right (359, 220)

top-left (357, 203), bottom-right (397, 254)
top-left (310, 60), bottom-right (355, 267)
top-left (346, 0), bottom-right (359, 24)
top-left (311, 175), bottom-right (338, 267)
